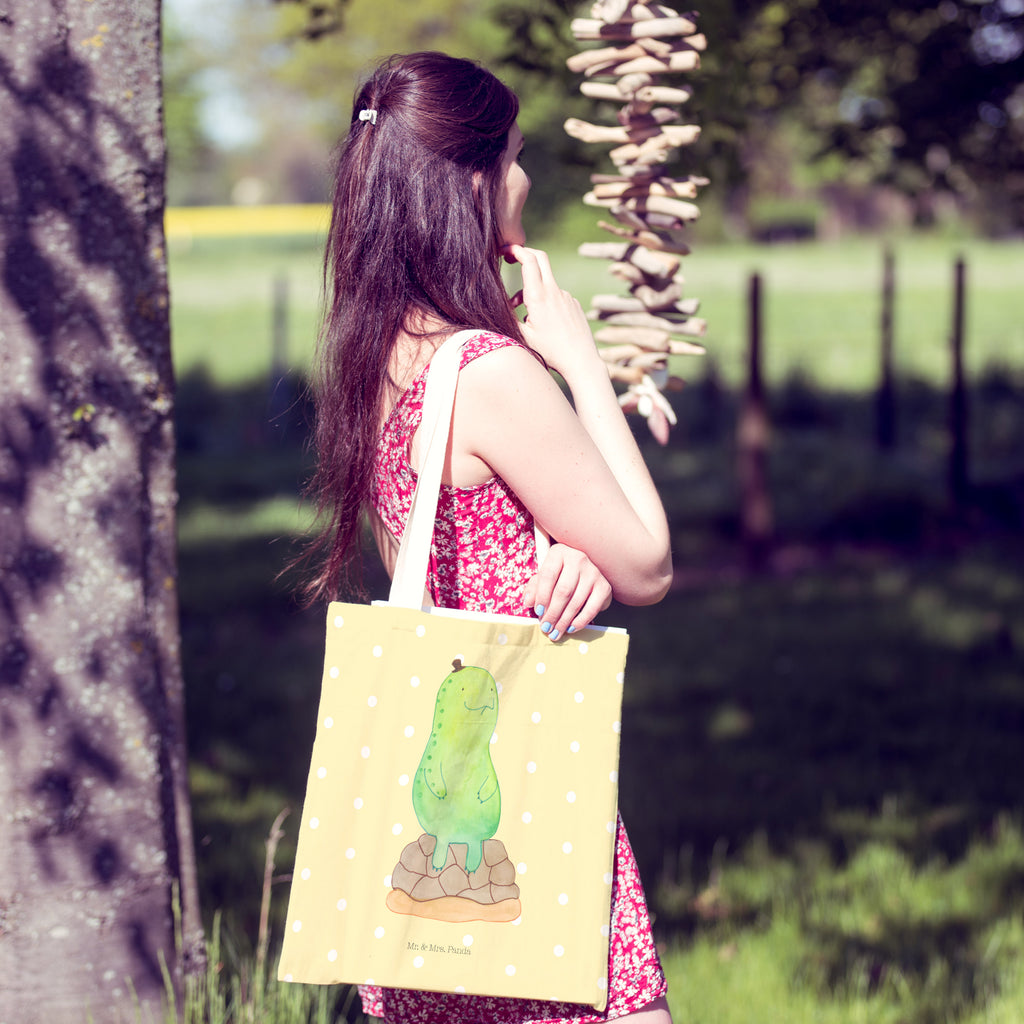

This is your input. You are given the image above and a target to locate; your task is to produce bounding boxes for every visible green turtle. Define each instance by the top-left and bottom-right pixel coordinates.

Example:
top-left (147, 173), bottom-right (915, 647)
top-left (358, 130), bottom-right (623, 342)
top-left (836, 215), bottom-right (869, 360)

top-left (412, 658), bottom-right (501, 873)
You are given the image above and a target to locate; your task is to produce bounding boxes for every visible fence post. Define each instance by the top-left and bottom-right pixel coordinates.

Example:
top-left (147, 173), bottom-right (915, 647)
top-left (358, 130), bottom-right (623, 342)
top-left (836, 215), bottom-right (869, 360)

top-left (268, 272), bottom-right (292, 440)
top-left (876, 246), bottom-right (896, 449)
top-left (948, 256), bottom-right (968, 510)
top-left (738, 272), bottom-right (773, 568)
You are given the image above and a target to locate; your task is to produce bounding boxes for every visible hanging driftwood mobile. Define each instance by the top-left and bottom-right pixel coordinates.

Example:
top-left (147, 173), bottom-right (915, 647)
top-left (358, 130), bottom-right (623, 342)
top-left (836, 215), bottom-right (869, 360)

top-left (565, 0), bottom-right (707, 444)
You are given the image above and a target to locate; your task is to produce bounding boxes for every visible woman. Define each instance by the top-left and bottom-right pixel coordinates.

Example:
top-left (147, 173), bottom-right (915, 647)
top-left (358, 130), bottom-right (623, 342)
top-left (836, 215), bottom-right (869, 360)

top-left (303, 51), bottom-right (674, 1024)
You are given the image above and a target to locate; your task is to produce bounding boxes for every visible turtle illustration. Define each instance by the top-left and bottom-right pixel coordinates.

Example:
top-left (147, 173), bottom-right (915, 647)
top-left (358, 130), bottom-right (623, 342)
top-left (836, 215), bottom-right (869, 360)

top-left (412, 658), bottom-right (501, 873)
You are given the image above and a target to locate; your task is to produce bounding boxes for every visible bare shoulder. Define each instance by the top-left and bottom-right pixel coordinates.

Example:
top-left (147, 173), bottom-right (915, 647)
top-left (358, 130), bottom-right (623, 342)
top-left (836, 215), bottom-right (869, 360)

top-left (452, 339), bottom-right (581, 465)
top-left (458, 340), bottom-right (558, 402)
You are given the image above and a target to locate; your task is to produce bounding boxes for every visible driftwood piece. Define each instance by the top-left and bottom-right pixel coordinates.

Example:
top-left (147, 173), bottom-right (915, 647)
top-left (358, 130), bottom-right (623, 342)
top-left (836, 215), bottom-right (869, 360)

top-left (592, 171), bottom-right (708, 187)
top-left (580, 81), bottom-right (693, 105)
top-left (632, 280), bottom-right (688, 308)
top-left (570, 16), bottom-right (699, 39)
top-left (636, 36), bottom-right (689, 57)
top-left (605, 205), bottom-right (650, 231)
top-left (620, 106), bottom-right (684, 126)
top-left (607, 261), bottom-right (647, 285)
top-left (568, 44), bottom-right (644, 74)
top-left (568, 40), bottom-right (681, 75)
top-left (607, 261), bottom-right (679, 288)
top-left (590, 178), bottom-right (701, 199)
top-left (603, 50), bottom-right (701, 76)
top-left (608, 125), bottom-right (701, 164)
top-left (607, 207), bottom-right (685, 234)
top-left (597, 313), bottom-right (709, 340)
top-left (630, 351), bottom-right (677, 370)
top-left (578, 241), bottom-right (681, 278)
top-left (594, 330), bottom-right (672, 352)
top-left (597, 219), bottom-right (692, 253)
top-left (613, 194), bottom-right (701, 221)
top-left (617, 71), bottom-right (655, 93)
top-left (629, 279), bottom-right (686, 308)
top-left (606, 363), bottom-right (647, 384)
top-left (598, 343), bottom-right (651, 361)
top-left (591, 292), bottom-right (698, 315)
top-left (595, 309), bottom-right (695, 326)
top-left (565, 117), bottom-right (697, 147)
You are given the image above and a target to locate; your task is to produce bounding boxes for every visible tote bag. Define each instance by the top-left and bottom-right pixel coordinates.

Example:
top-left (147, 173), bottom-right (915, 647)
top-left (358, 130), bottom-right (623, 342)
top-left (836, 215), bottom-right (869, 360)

top-left (278, 331), bottom-right (629, 1010)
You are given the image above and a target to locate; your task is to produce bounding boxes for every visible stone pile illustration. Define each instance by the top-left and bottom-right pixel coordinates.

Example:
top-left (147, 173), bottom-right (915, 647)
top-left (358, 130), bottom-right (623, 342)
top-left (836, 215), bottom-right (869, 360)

top-left (565, 0), bottom-right (708, 443)
top-left (387, 835), bottom-right (522, 923)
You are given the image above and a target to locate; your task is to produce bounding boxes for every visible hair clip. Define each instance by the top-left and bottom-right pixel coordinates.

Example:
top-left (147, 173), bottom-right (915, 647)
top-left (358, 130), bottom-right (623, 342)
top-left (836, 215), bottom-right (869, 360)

top-left (358, 108), bottom-right (378, 126)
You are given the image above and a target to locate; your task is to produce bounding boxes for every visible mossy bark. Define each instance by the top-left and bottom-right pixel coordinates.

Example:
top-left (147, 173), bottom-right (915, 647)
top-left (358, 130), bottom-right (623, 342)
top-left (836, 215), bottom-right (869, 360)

top-left (0, 1), bottom-right (202, 1020)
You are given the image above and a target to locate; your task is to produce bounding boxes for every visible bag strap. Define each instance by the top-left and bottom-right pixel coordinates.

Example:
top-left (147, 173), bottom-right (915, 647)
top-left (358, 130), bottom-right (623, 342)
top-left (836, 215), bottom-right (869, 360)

top-left (388, 330), bottom-right (550, 609)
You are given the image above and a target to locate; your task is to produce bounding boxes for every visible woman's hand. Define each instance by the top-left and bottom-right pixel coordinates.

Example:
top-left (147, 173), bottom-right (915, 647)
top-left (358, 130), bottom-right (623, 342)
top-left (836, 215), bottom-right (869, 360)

top-left (523, 543), bottom-right (613, 641)
top-left (502, 243), bottom-right (603, 382)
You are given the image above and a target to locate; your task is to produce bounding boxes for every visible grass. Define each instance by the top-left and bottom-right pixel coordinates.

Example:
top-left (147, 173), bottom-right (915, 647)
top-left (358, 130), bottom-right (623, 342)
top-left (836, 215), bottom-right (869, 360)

top-left (168, 229), bottom-right (1024, 391)
top-left (659, 821), bottom-right (1024, 1024)
top-left (168, 226), bottom-right (1024, 1023)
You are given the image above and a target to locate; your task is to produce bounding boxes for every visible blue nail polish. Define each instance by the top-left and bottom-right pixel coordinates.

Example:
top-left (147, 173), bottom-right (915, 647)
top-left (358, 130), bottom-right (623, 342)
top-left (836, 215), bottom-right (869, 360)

top-left (567, 625), bottom-right (576, 634)
top-left (550, 629), bottom-right (560, 641)
top-left (535, 604), bottom-right (545, 617)
top-left (541, 621), bottom-right (552, 634)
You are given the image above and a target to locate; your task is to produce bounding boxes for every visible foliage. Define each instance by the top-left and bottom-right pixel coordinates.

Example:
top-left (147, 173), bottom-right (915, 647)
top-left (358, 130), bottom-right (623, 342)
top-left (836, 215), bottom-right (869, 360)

top-left (710, 0), bottom-right (1024, 225)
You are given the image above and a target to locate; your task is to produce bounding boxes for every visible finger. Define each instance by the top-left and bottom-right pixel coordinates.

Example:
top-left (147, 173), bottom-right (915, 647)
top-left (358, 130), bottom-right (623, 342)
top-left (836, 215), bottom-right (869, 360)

top-left (566, 579), bottom-right (613, 634)
top-left (530, 247), bottom-right (554, 281)
top-left (543, 571), bottom-right (587, 641)
top-left (508, 288), bottom-right (525, 309)
top-left (507, 245), bottom-right (557, 295)
top-left (546, 581), bottom-right (591, 641)
top-left (511, 245), bottom-right (544, 300)
top-left (530, 560), bottom-right (561, 624)
top-left (522, 573), bottom-right (537, 611)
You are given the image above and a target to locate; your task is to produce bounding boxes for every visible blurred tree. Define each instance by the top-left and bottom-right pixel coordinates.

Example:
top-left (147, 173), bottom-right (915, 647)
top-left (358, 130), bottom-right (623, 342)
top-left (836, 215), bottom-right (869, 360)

top-left (231, 0), bottom-right (598, 228)
top-left (0, 1), bottom-right (202, 1020)
top-left (695, 0), bottom-right (1024, 227)
top-left (163, 7), bottom-right (220, 204)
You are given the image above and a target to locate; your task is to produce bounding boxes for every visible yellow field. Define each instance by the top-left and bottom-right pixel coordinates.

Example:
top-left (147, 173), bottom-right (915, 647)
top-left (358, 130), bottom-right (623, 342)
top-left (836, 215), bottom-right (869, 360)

top-left (165, 203), bottom-right (330, 241)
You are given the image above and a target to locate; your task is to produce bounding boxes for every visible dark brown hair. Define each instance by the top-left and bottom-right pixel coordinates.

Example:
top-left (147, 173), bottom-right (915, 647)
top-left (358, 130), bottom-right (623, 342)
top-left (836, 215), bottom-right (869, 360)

top-left (300, 52), bottom-right (523, 603)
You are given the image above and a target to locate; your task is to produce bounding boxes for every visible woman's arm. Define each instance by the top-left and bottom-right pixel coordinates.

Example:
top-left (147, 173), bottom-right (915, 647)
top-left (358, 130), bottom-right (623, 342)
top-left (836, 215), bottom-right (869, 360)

top-left (449, 246), bottom-right (672, 607)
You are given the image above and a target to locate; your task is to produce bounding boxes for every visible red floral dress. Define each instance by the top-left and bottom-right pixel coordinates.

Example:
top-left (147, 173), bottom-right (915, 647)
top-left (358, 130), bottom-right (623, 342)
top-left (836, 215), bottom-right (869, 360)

top-left (365, 330), bottom-right (668, 1024)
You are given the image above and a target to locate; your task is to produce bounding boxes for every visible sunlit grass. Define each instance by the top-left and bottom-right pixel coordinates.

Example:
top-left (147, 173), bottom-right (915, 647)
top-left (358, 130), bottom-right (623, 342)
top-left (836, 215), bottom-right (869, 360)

top-left (658, 822), bottom-right (1024, 1024)
top-left (177, 497), bottom-right (314, 546)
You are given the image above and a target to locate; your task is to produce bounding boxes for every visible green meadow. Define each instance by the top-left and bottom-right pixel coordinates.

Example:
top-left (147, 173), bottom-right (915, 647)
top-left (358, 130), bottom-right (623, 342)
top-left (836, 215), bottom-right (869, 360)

top-left (169, 229), bottom-right (1024, 389)
top-left (169, 227), bottom-right (1024, 1023)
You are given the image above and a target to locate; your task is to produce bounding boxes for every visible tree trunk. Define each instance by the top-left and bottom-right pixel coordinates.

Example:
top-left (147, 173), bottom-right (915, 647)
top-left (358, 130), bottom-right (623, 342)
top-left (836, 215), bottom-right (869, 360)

top-left (0, 2), bottom-right (203, 1021)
